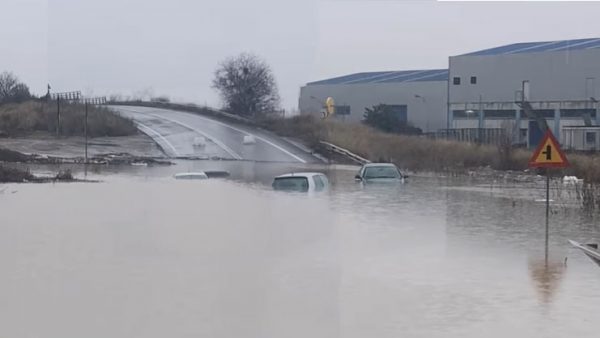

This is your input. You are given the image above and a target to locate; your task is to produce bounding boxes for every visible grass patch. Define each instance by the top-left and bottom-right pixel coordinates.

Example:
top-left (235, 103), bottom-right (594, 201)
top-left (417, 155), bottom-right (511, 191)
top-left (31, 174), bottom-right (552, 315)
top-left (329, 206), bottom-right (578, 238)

top-left (0, 100), bottom-right (137, 137)
top-left (261, 115), bottom-right (530, 172)
top-left (565, 154), bottom-right (600, 183)
top-left (260, 115), bottom-right (600, 183)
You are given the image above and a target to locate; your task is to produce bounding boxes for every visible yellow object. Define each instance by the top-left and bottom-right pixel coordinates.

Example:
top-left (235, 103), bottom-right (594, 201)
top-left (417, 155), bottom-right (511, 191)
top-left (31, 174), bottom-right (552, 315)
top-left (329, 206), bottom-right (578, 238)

top-left (324, 97), bottom-right (335, 118)
top-left (528, 130), bottom-right (569, 168)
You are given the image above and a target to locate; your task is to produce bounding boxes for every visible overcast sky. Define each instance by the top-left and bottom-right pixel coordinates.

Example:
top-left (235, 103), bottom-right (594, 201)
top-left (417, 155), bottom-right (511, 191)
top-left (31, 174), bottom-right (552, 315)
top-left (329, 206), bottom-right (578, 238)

top-left (2, 0), bottom-right (600, 110)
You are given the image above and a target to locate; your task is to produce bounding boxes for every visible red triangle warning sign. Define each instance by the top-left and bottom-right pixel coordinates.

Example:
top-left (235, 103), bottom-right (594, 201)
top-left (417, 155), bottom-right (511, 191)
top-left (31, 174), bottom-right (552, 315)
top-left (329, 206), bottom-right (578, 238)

top-left (528, 130), bottom-right (569, 168)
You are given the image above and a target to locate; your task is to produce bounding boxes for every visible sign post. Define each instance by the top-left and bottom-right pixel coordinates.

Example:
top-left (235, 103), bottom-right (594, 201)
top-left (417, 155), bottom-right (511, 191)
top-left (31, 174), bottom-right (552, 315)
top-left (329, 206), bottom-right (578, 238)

top-left (528, 130), bottom-right (569, 263)
top-left (84, 102), bottom-right (89, 164)
top-left (56, 97), bottom-right (60, 137)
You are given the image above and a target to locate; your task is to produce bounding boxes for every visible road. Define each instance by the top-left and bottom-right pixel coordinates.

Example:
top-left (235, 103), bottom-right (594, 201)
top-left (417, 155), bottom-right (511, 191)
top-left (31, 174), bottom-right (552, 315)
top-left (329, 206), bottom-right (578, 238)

top-left (110, 105), bottom-right (320, 163)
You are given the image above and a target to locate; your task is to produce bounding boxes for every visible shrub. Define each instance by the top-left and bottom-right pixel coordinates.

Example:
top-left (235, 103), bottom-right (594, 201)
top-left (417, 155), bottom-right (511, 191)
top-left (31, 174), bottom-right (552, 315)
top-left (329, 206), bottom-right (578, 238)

top-left (0, 72), bottom-right (32, 105)
top-left (151, 96), bottom-right (170, 103)
top-left (0, 165), bottom-right (34, 182)
top-left (363, 104), bottom-right (422, 135)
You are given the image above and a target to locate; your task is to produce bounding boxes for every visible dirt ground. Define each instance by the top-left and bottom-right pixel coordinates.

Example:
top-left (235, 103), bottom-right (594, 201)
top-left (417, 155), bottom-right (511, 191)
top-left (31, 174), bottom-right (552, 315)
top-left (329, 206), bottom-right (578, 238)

top-left (0, 131), bottom-right (164, 158)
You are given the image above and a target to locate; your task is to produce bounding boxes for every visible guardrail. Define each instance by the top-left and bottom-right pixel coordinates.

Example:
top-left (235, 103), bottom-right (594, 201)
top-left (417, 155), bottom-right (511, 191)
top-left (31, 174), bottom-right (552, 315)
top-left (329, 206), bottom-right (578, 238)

top-left (319, 141), bottom-right (370, 165)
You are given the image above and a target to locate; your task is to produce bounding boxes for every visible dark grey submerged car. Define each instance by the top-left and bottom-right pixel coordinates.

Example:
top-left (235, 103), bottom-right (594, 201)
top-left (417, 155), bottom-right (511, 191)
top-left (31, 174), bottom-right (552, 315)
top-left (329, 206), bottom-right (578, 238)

top-left (355, 163), bottom-right (406, 183)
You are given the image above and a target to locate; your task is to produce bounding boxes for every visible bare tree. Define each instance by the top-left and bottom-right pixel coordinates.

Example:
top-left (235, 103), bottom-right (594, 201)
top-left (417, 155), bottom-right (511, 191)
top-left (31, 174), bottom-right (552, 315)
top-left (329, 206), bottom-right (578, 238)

top-left (212, 53), bottom-right (280, 118)
top-left (0, 72), bottom-right (31, 104)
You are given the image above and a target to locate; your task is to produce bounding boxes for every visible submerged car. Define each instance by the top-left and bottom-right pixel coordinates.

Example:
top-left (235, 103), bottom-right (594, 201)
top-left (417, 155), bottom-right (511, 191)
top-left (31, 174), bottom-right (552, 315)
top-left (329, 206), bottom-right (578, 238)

top-left (174, 171), bottom-right (230, 180)
top-left (272, 172), bottom-right (329, 192)
top-left (355, 163), bottom-right (406, 183)
top-left (174, 172), bottom-right (209, 180)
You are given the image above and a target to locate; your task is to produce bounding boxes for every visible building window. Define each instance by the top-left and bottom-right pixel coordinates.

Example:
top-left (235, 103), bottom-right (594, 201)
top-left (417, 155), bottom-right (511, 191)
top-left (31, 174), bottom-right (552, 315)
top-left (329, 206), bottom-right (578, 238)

top-left (453, 77), bottom-right (461, 85)
top-left (586, 131), bottom-right (596, 145)
top-left (560, 109), bottom-right (597, 118)
top-left (483, 109), bottom-right (516, 118)
top-left (335, 105), bottom-right (351, 115)
top-left (470, 76), bottom-right (477, 84)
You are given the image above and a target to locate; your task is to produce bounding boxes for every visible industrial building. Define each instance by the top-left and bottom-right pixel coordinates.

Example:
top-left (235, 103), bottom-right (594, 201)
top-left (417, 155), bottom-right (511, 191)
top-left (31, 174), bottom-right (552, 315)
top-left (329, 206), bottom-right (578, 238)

top-left (299, 37), bottom-right (600, 148)
top-left (298, 69), bottom-right (449, 132)
top-left (450, 37), bottom-right (600, 148)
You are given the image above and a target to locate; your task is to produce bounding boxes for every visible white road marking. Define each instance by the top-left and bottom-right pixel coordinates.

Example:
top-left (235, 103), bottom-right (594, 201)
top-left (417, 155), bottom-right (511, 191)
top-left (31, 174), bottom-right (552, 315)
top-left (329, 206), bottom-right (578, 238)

top-left (134, 121), bottom-right (180, 157)
top-left (174, 112), bottom-right (307, 163)
top-left (114, 106), bottom-right (306, 163)
top-left (116, 106), bottom-right (241, 159)
top-left (144, 113), bottom-right (243, 160)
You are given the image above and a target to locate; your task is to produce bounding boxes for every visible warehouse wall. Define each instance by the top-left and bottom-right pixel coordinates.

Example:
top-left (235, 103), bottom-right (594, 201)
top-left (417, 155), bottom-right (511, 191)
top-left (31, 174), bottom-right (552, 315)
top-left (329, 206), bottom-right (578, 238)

top-left (298, 81), bottom-right (448, 132)
top-left (449, 49), bottom-right (600, 103)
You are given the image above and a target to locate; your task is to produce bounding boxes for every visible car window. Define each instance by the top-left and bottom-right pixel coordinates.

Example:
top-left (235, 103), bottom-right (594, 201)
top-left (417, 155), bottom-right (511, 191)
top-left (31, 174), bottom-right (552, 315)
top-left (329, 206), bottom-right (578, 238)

top-left (319, 174), bottom-right (329, 186)
top-left (364, 166), bottom-right (400, 179)
top-left (272, 177), bottom-right (309, 192)
top-left (313, 175), bottom-right (325, 191)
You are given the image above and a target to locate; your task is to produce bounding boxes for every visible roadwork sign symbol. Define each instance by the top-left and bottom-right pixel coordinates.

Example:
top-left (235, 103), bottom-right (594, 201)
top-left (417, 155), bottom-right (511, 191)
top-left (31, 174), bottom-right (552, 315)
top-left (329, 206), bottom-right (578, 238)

top-left (528, 130), bottom-right (569, 168)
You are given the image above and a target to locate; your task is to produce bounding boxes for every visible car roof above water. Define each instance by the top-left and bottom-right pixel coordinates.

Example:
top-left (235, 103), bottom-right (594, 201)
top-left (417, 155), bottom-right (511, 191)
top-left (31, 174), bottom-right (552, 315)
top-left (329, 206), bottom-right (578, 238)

top-left (362, 163), bottom-right (397, 167)
top-left (275, 172), bottom-right (326, 178)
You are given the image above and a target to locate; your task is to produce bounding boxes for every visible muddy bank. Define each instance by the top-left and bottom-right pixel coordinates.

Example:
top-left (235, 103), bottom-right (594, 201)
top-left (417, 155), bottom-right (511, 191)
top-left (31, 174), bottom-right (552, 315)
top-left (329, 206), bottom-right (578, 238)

top-left (0, 147), bottom-right (173, 166)
top-left (0, 132), bottom-right (164, 158)
top-left (0, 166), bottom-right (92, 183)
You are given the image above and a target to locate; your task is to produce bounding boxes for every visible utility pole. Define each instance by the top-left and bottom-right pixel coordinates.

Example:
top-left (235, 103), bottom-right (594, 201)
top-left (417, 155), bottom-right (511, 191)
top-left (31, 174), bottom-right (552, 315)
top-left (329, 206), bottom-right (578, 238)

top-left (478, 95), bottom-right (483, 144)
top-left (84, 102), bottom-right (89, 163)
top-left (56, 97), bottom-right (60, 137)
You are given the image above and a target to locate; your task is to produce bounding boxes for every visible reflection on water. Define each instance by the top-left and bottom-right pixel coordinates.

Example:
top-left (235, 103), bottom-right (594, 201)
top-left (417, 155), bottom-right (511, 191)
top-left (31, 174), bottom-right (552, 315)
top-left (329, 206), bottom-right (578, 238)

top-left (1, 163), bottom-right (600, 338)
top-left (528, 258), bottom-right (566, 306)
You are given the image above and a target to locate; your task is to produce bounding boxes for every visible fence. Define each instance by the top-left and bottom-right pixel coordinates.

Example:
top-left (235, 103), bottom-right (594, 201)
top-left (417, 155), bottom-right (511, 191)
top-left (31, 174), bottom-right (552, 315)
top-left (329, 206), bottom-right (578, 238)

top-left (81, 97), bottom-right (107, 105)
top-left (425, 128), bottom-right (508, 145)
top-left (49, 91), bottom-right (107, 105)
top-left (50, 91), bottom-right (81, 101)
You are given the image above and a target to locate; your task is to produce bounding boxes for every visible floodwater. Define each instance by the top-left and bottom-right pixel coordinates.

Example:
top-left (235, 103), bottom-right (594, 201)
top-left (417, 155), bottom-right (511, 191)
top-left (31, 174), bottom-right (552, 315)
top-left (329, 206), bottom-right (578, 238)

top-left (1, 162), bottom-right (599, 338)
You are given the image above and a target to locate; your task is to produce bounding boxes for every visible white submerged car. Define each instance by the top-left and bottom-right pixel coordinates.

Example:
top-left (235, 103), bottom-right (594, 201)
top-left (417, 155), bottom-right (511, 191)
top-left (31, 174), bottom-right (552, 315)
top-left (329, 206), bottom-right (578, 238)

top-left (272, 172), bottom-right (329, 192)
top-left (355, 163), bottom-right (406, 183)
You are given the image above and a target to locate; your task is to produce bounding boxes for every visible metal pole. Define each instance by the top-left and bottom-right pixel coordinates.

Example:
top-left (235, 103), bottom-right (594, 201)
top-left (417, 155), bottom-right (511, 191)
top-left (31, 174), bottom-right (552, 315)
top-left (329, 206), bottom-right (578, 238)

top-left (478, 95), bottom-right (483, 144)
top-left (545, 171), bottom-right (550, 265)
top-left (85, 102), bottom-right (88, 163)
top-left (56, 97), bottom-right (60, 137)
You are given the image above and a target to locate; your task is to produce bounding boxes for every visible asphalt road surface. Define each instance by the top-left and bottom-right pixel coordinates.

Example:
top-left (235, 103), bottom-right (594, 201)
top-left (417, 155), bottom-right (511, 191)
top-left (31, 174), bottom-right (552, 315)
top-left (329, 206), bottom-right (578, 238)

top-left (110, 106), bottom-right (320, 163)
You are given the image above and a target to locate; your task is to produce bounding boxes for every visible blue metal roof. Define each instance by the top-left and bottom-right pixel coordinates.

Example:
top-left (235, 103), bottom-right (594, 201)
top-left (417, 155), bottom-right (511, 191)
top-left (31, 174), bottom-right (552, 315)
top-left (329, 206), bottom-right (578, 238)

top-left (462, 38), bottom-right (600, 57)
top-left (307, 69), bottom-right (449, 85)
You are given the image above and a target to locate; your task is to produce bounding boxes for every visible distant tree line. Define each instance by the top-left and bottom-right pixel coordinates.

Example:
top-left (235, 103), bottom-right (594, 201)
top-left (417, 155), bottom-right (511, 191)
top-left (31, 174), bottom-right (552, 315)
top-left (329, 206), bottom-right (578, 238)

top-left (0, 72), bottom-right (32, 105)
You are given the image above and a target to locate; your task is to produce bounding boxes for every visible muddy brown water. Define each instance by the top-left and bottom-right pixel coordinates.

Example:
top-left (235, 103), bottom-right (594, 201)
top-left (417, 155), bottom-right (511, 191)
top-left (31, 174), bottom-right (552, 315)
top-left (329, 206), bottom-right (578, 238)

top-left (1, 161), bottom-right (599, 338)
